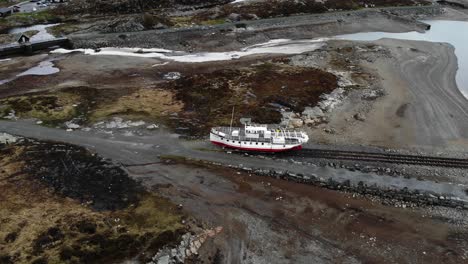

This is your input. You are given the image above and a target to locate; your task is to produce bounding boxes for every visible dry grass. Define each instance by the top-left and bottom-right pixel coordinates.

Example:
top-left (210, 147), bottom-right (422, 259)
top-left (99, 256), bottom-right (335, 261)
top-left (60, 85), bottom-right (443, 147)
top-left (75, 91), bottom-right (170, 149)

top-left (0, 144), bottom-right (185, 264)
top-left (90, 88), bottom-right (183, 122)
top-left (0, 92), bottom-right (81, 124)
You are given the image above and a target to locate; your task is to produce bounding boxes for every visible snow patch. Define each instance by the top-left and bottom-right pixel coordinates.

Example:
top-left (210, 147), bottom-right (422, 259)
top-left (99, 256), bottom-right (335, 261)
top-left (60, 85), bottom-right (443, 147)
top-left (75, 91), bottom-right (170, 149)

top-left (51, 39), bottom-right (327, 63)
top-left (0, 133), bottom-right (18, 144)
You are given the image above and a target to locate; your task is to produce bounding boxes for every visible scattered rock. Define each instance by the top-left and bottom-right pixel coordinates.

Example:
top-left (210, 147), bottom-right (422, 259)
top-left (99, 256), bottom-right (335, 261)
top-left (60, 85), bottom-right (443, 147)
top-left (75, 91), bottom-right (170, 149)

top-left (289, 118), bottom-right (304, 128)
top-left (0, 133), bottom-right (18, 144)
top-left (362, 89), bottom-right (385, 100)
top-left (93, 117), bottom-right (146, 129)
top-left (65, 121), bottom-right (81, 129)
top-left (163, 72), bottom-right (182, 80)
top-left (147, 124), bottom-right (159, 130)
top-left (3, 110), bottom-right (16, 120)
top-left (302, 106), bottom-right (324, 119)
top-left (102, 17), bottom-right (145, 33)
top-left (149, 227), bottom-right (223, 264)
top-left (227, 13), bottom-right (241, 22)
top-left (353, 113), bottom-right (366, 121)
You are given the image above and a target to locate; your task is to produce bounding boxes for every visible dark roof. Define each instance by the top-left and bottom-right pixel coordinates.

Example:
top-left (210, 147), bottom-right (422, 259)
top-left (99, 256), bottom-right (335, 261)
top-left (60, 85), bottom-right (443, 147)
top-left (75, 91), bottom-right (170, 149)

top-left (17, 34), bottom-right (31, 44)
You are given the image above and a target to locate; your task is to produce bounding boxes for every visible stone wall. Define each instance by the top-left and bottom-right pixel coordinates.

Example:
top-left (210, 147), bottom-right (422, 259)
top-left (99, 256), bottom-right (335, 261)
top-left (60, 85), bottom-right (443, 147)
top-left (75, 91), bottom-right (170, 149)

top-left (240, 167), bottom-right (468, 209)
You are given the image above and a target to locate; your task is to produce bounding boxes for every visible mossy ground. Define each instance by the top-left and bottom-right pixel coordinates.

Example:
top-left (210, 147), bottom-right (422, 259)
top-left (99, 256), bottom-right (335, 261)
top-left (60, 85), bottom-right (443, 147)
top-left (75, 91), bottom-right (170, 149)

top-left (0, 93), bottom-right (81, 125)
top-left (0, 29), bottom-right (38, 44)
top-left (89, 88), bottom-right (183, 123)
top-left (0, 141), bottom-right (186, 264)
top-left (166, 62), bottom-right (337, 135)
top-left (0, 63), bottom-right (336, 135)
top-left (0, 10), bottom-right (61, 32)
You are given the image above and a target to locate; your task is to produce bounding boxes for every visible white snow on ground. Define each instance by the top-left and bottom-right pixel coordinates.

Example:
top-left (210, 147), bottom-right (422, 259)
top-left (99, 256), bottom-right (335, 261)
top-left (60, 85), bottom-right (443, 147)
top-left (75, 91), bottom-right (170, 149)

top-left (51, 39), bottom-right (328, 63)
top-left (93, 117), bottom-right (146, 129)
top-left (9, 23), bottom-right (60, 42)
top-left (0, 133), bottom-right (18, 144)
top-left (17, 61), bottom-right (59, 76)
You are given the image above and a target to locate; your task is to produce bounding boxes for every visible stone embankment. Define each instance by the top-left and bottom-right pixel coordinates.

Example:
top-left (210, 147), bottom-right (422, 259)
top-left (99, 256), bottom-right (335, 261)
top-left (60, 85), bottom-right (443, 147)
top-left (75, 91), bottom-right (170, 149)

top-left (244, 167), bottom-right (468, 209)
top-left (437, 0), bottom-right (468, 9)
top-left (200, 163), bottom-right (468, 210)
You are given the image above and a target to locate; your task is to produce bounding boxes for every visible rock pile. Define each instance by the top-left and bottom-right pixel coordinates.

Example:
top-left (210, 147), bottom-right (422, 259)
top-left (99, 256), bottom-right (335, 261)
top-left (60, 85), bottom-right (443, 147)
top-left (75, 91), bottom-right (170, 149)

top-left (149, 227), bottom-right (223, 264)
top-left (0, 133), bottom-right (18, 144)
top-left (281, 87), bottom-right (346, 128)
top-left (93, 117), bottom-right (146, 129)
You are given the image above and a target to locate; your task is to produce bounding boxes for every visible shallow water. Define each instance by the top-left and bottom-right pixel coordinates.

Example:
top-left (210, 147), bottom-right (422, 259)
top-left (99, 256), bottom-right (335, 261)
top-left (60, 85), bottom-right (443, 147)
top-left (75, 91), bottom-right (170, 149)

top-left (17, 61), bottom-right (59, 76)
top-left (335, 20), bottom-right (468, 98)
top-left (0, 60), bottom-right (59, 85)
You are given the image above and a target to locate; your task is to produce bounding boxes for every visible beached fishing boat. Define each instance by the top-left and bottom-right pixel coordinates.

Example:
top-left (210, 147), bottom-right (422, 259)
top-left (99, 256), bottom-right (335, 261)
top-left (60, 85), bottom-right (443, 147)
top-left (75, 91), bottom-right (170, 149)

top-left (210, 124), bottom-right (309, 152)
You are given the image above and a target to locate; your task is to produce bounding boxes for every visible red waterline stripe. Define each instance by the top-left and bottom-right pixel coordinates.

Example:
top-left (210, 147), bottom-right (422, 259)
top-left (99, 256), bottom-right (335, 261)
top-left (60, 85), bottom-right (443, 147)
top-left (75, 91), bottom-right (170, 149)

top-left (210, 140), bottom-right (302, 152)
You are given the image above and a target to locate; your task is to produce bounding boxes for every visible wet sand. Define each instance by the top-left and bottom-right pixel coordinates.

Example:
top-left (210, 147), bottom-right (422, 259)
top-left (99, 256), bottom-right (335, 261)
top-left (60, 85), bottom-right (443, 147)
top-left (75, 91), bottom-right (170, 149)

top-left (333, 39), bottom-right (468, 151)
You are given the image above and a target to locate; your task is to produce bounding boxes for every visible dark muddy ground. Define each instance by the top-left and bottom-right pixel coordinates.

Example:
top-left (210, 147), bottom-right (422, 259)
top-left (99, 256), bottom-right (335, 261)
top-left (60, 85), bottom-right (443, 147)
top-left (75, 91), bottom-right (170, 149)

top-left (0, 138), bottom-right (188, 264)
top-left (134, 156), bottom-right (468, 263)
top-left (168, 62), bottom-right (337, 135)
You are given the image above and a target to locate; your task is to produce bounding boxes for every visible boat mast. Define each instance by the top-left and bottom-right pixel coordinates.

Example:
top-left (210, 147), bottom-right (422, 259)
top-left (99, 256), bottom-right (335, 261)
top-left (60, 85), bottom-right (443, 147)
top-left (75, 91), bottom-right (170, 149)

top-left (229, 106), bottom-right (235, 133)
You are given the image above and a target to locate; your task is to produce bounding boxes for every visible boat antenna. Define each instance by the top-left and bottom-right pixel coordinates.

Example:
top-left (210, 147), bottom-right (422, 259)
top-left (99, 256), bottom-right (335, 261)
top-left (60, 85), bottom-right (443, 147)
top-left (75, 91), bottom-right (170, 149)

top-left (229, 105), bottom-right (235, 133)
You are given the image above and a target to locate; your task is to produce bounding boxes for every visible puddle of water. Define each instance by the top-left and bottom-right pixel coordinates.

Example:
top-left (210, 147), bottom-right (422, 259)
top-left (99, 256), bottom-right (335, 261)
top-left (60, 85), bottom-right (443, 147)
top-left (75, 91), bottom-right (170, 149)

top-left (0, 60), bottom-right (59, 85)
top-left (8, 23), bottom-right (60, 42)
top-left (0, 78), bottom-right (13, 85)
top-left (51, 39), bottom-right (326, 63)
top-left (335, 20), bottom-right (468, 98)
top-left (17, 61), bottom-right (59, 76)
